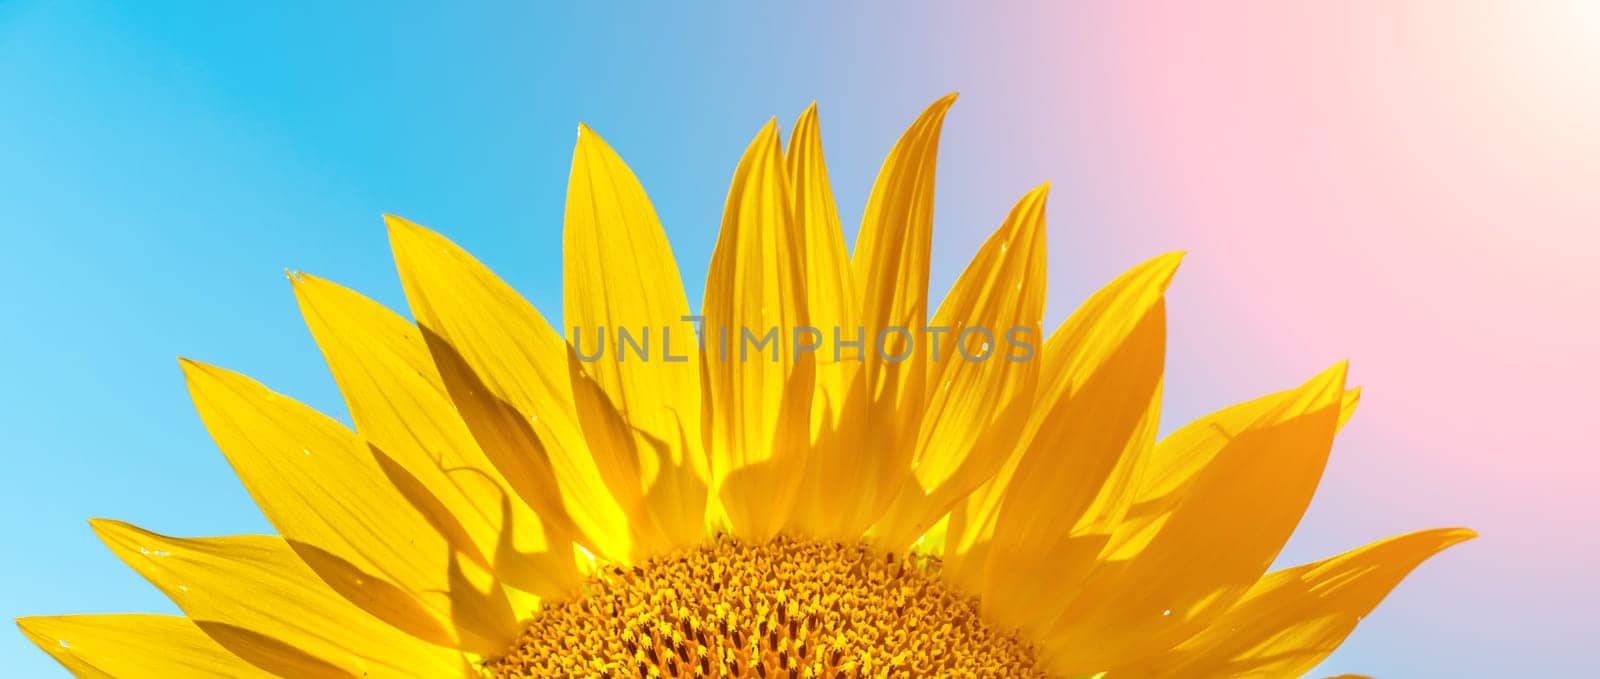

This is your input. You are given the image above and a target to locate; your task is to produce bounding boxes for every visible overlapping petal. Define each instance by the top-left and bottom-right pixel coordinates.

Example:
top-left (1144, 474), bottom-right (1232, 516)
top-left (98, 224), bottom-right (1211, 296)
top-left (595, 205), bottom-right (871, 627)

top-left (843, 94), bottom-right (956, 535)
top-left (91, 520), bottom-right (466, 677)
top-left (292, 272), bottom-right (579, 605)
top-left (19, 615), bottom-right (272, 679)
top-left (941, 253), bottom-right (1179, 626)
top-left (871, 183), bottom-right (1049, 551)
top-left (701, 120), bottom-right (814, 540)
top-left (179, 358), bottom-right (481, 651)
top-left (1039, 363), bottom-right (1350, 674)
top-left (388, 217), bottom-right (640, 562)
top-left (564, 125), bottom-right (708, 551)
top-left (783, 103), bottom-right (868, 539)
top-left (1111, 528), bottom-right (1476, 677)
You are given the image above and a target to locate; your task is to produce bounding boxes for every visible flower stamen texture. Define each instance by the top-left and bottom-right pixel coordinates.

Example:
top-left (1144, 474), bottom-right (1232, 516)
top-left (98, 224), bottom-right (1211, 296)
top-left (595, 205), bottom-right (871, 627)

top-left (486, 535), bottom-right (1046, 678)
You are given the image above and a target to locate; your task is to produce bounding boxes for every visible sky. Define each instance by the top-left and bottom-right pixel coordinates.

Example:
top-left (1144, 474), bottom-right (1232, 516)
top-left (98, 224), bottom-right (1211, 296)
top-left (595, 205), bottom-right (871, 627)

top-left (2, 2), bottom-right (1596, 676)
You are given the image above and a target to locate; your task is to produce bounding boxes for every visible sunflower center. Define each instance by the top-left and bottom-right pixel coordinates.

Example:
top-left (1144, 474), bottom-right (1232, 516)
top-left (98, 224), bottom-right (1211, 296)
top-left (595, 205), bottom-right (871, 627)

top-left (485, 534), bottom-right (1045, 678)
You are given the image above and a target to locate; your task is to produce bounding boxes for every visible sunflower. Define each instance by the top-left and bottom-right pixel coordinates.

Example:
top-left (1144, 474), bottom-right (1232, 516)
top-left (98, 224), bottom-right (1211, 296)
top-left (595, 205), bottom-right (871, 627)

top-left (19, 95), bottom-right (1471, 679)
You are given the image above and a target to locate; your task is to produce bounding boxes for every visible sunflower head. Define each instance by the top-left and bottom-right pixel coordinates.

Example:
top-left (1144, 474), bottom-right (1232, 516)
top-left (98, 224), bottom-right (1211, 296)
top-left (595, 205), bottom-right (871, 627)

top-left (19, 95), bottom-right (1471, 679)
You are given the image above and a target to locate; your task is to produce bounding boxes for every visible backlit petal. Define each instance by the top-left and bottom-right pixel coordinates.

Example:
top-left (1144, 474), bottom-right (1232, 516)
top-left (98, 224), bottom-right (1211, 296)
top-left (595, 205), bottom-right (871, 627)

top-left (843, 94), bottom-right (957, 535)
top-left (388, 217), bottom-right (638, 562)
top-left (701, 120), bottom-right (814, 540)
top-left (1040, 363), bottom-right (1349, 674)
top-left (871, 184), bottom-right (1049, 551)
top-left (783, 103), bottom-right (868, 539)
top-left (91, 520), bottom-right (465, 677)
top-left (943, 254), bottom-right (1179, 629)
top-left (565, 125), bottom-right (708, 551)
top-left (1105, 384), bottom-right (1362, 563)
top-left (1113, 528), bottom-right (1475, 678)
top-left (18, 615), bottom-right (270, 679)
top-left (179, 358), bottom-right (476, 651)
top-left (292, 272), bottom-right (579, 606)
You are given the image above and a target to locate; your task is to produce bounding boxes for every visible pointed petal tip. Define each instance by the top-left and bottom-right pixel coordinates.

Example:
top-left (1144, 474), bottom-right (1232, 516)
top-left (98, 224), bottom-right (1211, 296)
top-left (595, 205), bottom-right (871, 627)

top-left (384, 214), bottom-right (446, 253)
top-left (286, 269), bottom-right (321, 287)
top-left (574, 122), bottom-right (616, 153)
top-left (896, 93), bottom-right (959, 134)
top-left (1025, 182), bottom-right (1052, 208)
top-left (1311, 359), bottom-right (1351, 393)
top-left (1140, 251), bottom-right (1187, 289)
top-left (793, 102), bottom-right (822, 133)
top-left (1290, 360), bottom-right (1351, 408)
top-left (790, 104), bottom-right (823, 146)
top-left (748, 118), bottom-right (784, 153)
top-left (382, 214), bottom-right (419, 245)
top-left (175, 357), bottom-right (227, 384)
top-left (86, 517), bottom-right (130, 544)
top-left (923, 93), bottom-right (959, 119)
top-left (86, 517), bottom-right (143, 555)
top-left (1000, 184), bottom-right (1053, 237)
top-left (382, 213), bottom-right (421, 234)
top-left (1013, 182), bottom-right (1051, 204)
top-left (85, 516), bottom-right (137, 533)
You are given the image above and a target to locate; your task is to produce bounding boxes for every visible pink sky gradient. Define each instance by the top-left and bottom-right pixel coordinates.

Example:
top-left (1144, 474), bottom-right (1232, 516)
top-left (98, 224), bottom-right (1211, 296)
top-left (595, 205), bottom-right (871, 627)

top-left (1048, 2), bottom-right (1598, 672)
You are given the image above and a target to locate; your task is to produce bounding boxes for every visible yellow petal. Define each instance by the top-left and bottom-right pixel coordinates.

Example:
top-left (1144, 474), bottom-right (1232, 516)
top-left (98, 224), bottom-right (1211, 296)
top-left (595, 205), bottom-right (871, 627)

top-left (180, 358), bottom-right (481, 651)
top-left (871, 184), bottom-right (1049, 551)
top-left (1114, 528), bottom-right (1476, 678)
top-left (983, 314), bottom-right (1165, 635)
top-left (18, 614), bottom-right (272, 679)
top-left (90, 520), bottom-right (467, 677)
top-left (701, 120), bottom-right (814, 540)
top-left (387, 216), bottom-right (637, 562)
top-left (1338, 385), bottom-right (1362, 431)
top-left (783, 103), bottom-right (868, 539)
top-left (946, 255), bottom-right (1182, 570)
top-left (1105, 383), bottom-right (1363, 563)
top-left (564, 124), bottom-right (708, 551)
top-left (843, 93), bottom-right (957, 535)
top-left (292, 272), bottom-right (579, 604)
top-left (943, 253), bottom-right (1179, 629)
top-left (913, 512), bottom-right (951, 558)
top-left (785, 103), bottom-right (859, 372)
top-left (1039, 362), bottom-right (1350, 674)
